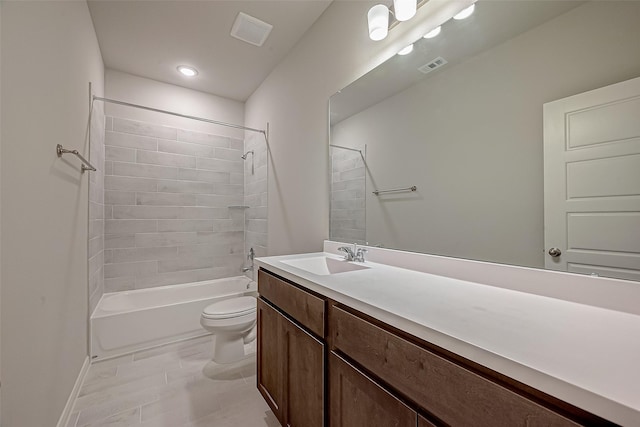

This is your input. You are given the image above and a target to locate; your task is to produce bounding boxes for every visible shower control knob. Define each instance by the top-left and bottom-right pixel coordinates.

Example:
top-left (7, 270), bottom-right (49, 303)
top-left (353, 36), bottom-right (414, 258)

top-left (548, 247), bottom-right (562, 258)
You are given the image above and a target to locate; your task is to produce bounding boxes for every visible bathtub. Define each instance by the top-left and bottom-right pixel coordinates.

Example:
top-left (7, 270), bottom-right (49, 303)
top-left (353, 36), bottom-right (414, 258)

top-left (91, 276), bottom-right (257, 360)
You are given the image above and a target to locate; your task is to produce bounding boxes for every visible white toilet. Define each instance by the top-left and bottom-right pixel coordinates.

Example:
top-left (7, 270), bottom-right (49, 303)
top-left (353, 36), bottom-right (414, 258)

top-left (200, 296), bottom-right (257, 364)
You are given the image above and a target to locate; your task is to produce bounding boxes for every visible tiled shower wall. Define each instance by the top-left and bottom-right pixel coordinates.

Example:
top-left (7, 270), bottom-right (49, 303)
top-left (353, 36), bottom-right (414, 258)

top-left (89, 103), bottom-right (106, 314)
top-left (244, 131), bottom-right (268, 259)
top-left (102, 117), bottom-right (246, 292)
top-left (330, 146), bottom-right (366, 245)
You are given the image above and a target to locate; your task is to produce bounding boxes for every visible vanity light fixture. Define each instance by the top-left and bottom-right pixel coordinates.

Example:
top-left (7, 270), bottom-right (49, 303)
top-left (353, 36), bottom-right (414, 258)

top-left (423, 26), bottom-right (441, 39)
top-left (368, 4), bottom-right (390, 41)
top-left (177, 65), bottom-right (198, 77)
top-left (393, 0), bottom-right (417, 22)
top-left (397, 44), bottom-right (414, 56)
top-left (453, 4), bottom-right (475, 20)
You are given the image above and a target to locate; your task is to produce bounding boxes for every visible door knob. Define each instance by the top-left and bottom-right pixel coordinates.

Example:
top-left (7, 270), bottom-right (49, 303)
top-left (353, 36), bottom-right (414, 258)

top-left (548, 248), bottom-right (562, 257)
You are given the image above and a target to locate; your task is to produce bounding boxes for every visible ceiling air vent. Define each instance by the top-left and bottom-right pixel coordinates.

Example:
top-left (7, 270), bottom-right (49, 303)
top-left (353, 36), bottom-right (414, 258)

top-left (230, 12), bottom-right (273, 47)
top-left (418, 57), bottom-right (448, 74)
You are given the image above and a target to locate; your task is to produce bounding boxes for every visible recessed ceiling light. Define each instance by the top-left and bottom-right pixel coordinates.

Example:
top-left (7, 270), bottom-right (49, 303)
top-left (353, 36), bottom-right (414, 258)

top-left (177, 66), bottom-right (198, 77)
top-left (397, 44), bottom-right (414, 56)
top-left (454, 4), bottom-right (475, 20)
top-left (423, 26), bottom-right (441, 39)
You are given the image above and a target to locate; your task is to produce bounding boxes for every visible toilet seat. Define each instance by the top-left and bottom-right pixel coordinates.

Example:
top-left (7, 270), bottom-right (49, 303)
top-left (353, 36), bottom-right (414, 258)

top-left (202, 296), bottom-right (256, 320)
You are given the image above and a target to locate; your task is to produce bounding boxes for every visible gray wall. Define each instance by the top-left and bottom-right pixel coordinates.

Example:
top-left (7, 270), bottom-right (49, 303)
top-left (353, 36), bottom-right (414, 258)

top-left (331, 1), bottom-right (640, 268)
top-left (103, 116), bottom-right (245, 291)
top-left (0, 1), bottom-right (104, 425)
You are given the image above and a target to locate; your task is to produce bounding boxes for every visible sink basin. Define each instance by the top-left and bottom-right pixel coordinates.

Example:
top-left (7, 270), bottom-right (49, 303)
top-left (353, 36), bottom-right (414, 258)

top-left (281, 256), bottom-right (370, 276)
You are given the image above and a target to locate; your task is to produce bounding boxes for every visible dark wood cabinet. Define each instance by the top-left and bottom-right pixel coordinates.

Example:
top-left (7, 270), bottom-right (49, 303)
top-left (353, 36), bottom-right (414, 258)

top-left (257, 270), bottom-right (325, 427)
top-left (283, 314), bottom-right (324, 427)
top-left (257, 298), bottom-right (284, 421)
top-left (257, 267), bottom-right (614, 427)
top-left (329, 351), bottom-right (417, 427)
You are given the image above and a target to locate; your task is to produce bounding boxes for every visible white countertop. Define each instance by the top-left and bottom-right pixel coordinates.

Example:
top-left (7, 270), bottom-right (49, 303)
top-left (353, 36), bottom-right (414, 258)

top-left (256, 251), bottom-right (640, 426)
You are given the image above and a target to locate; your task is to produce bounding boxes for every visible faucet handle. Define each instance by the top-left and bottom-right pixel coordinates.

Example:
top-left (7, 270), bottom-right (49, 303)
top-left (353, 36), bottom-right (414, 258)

top-left (355, 248), bottom-right (368, 262)
top-left (338, 246), bottom-right (355, 261)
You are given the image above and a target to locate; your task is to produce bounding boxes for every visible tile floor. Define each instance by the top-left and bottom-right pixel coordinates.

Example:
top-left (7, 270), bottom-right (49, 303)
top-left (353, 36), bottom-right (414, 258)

top-left (68, 336), bottom-right (279, 427)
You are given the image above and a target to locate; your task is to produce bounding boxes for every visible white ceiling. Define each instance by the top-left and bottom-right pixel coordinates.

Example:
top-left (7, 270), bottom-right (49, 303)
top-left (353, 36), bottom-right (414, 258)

top-left (88, 0), bottom-right (332, 101)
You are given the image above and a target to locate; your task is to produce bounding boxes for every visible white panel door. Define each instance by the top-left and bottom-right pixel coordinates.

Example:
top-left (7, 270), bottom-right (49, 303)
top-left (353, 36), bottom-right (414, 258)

top-left (544, 76), bottom-right (640, 281)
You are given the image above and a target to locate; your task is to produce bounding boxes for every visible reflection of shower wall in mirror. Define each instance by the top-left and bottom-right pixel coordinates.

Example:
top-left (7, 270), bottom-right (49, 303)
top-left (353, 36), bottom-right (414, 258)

top-left (330, 145), bottom-right (366, 244)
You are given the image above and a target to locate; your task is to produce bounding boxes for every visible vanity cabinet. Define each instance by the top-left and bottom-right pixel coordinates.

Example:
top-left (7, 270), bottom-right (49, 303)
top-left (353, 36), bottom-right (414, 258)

top-left (257, 267), bottom-right (614, 427)
top-left (257, 270), bottom-right (325, 427)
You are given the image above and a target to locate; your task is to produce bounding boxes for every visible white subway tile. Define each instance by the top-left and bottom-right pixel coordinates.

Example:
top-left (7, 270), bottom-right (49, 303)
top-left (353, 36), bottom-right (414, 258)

top-left (213, 147), bottom-right (243, 161)
top-left (136, 192), bottom-right (197, 207)
top-left (105, 176), bottom-right (157, 192)
top-left (229, 138), bottom-right (244, 150)
top-left (134, 232), bottom-right (198, 248)
top-left (230, 172), bottom-right (243, 185)
top-left (157, 220), bottom-right (213, 232)
top-left (105, 146), bottom-right (136, 162)
top-left (196, 194), bottom-right (243, 207)
top-left (177, 129), bottom-right (229, 147)
top-left (136, 150), bottom-right (196, 168)
top-left (158, 139), bottom-right (214, 157)
top-left (196, 158), bottom-right (243, 173)
top-left (104, 260), bottom-right (157, 279)
top-left (113, 118), bottom-right (177, 140)
top-left (105, 219), bottom-right (157, 234)
top-left (111, 247), bottom-right (178, 263)
top-left (210, 183), bottom-right (243, 196)
top-left (104, 277), bottom-right (135, 292)
top-left (113, 162), bottom-right (178, 179)
top-left (105, 234), bottom-right (136, 249)
top-left (113, 206), bottom-right (230, 220)
top-left (105, 131), bottom-right (157, 151)
top-left (157, 180), bottom-right (213, 194)
top-left (105, 191), bottom-right (136, 205)
top-left (196, 231), bottom-right (243, 245)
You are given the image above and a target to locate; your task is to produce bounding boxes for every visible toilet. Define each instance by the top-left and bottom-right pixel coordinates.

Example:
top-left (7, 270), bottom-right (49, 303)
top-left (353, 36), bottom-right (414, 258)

top-left (200, 296), bottom-right (257, 364)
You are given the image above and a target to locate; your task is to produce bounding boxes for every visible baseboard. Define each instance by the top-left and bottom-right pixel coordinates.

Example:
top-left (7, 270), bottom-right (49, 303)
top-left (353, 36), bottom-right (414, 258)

top-left (56, 355), bottom-right (90, 427)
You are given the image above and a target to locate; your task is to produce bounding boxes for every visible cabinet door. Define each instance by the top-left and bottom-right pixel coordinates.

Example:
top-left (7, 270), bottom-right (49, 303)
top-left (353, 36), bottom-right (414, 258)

top-left (329, 352), bottom-right (417, 427)
top-left (283, 316), bottom-right (325, 427)
top-left (257, 298), bottom-right (284, 423)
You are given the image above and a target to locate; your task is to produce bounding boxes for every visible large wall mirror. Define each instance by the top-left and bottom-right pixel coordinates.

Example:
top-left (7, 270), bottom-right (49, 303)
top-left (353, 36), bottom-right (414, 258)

top-left (329, 0), bottom-right (640, 281)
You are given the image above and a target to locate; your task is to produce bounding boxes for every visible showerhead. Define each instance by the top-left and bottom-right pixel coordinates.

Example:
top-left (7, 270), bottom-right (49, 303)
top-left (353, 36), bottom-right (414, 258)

top-left (241, 150), bottom-right (254, 160)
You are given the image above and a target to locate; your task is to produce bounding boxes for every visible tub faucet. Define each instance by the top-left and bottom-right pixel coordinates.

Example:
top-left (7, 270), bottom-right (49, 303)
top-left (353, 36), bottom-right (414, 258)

top-left (242, 248), bottom-right (255, 272)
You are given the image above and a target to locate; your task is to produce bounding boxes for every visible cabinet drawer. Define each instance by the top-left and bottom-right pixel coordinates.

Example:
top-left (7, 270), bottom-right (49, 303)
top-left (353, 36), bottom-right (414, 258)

top-left (258, 269), bottom-right (325, 337)
top-left (330, 305), bottom-right (581, 427)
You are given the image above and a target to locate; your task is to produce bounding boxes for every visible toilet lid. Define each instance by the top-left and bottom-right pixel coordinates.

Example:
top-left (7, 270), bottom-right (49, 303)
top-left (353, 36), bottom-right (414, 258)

top-left (203, 296), bottom-right (256, 319)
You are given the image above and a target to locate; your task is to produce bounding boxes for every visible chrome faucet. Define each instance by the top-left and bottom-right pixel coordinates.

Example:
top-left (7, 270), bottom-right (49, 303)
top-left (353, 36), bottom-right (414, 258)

top-left (338, 244), bottom-right (368, 263)
top-left (242, 248), bottom-right (255, 272)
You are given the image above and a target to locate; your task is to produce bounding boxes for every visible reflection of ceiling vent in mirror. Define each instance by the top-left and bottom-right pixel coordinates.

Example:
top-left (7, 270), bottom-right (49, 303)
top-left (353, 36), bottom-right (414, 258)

top-left (418, 57), bottom-right (448, 74)
top-left (230, 12), bottom-right (273, 47)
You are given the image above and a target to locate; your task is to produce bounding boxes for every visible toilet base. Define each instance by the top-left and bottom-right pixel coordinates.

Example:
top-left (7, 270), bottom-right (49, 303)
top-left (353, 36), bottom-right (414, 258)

top-left (213, 328), bottom-right (257, 364)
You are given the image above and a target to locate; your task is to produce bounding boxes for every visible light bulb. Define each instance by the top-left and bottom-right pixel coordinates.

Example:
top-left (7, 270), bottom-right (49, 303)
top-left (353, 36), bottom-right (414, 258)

top-left (453, 4), bottom-right (475, 20)
top-left (177, 66), bottom-right (198, 77)
top-left (368, 4), bottom-right (389, 41)
top-left (393, 0), bottom-right (417, 22)
top-left (423, 26), bottom-right (441, 39)
top-left (397, 44), bottom-right (414, 56)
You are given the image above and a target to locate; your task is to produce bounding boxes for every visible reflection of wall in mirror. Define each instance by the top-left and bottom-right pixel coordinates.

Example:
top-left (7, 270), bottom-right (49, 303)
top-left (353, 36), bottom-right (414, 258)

top-left (330, 1), bottom-right (640, 268)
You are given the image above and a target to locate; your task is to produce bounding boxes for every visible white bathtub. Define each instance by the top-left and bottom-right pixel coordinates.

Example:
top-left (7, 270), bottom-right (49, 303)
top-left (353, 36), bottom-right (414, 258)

top-left (91, 276), bottom-right (257, 360)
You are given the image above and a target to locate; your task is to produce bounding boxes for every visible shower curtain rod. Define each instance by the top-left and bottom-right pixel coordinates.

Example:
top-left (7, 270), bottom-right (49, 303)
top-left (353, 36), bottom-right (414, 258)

top-left (92, 96), bottom-right (266, 135)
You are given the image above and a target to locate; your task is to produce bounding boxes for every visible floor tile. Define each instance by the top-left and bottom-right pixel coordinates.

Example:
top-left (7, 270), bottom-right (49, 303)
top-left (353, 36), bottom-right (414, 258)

top-left (71, 336), bottom-right (275, 427)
